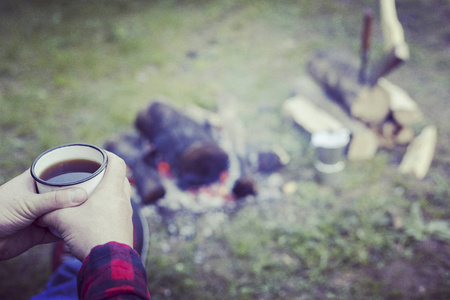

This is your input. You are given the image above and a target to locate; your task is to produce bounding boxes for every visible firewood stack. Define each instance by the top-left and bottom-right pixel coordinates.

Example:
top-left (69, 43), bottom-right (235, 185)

top-left (307, 51), bottom-right (422, 149)
top-left (284, 0), bottom-right (436, 179)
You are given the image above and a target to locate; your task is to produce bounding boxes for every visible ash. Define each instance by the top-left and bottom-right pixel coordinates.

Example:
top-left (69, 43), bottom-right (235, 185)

top-left (140, 171), bottom-right (287, 240)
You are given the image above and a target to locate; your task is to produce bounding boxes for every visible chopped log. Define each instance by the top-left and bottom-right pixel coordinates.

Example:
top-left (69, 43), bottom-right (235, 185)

top-left (347, 130), bottom-right (379, 161)
top-left (283, 95), bottom-right (378, 161)
top-left (307, 51), bottom-right (361, 112)
top-left (373, 117), bottom-right (416, 148)
top-left (104, 133), bottom-right (166, 204)
top-left (377, 78), bottom-right (423, 125)
top-left (135, 101), bottom-right (229, 189)
top-left (395, 126), bottom-right (415, 145)
top-left (375, 119), bottom-right (399, 148)
top-left (382, 120), bottom-right (399, 140)
top-left (307, 51), bottom-right (391, 125)
top-left (399, 125), bottom-right (437, 179)
top-left (290, 77), bottom-right (379, 160)
top-left (351, 84), bottom-right (391, 125)
top-left (375, 122), bottom-right (415, 149)
top-left (282, 96), bottom-right (344, 133)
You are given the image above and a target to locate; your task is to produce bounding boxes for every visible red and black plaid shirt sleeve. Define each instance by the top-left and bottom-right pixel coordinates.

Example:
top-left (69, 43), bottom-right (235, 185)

top-left (77, 242), bottom-right (151, 300)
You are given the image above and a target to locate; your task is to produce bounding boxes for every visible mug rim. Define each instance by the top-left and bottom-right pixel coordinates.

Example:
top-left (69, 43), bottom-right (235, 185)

top-left (30, 143), bottom-right (108, 187)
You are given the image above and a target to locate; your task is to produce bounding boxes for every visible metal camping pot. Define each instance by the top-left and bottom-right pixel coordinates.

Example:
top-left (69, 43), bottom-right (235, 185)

top-left (311, 129), bottom-right (351, 186)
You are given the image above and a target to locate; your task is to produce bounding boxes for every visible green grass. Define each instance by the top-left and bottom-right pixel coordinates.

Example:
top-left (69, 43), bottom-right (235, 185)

top-left (1, 0), bottom-right (449, 299)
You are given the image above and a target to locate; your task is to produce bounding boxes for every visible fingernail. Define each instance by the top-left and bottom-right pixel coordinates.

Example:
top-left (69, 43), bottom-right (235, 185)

top-left (70, 189), bottom-right (88, 204)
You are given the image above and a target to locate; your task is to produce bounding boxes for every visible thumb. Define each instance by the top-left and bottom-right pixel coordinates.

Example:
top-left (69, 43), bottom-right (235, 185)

top-left (26, 188), bottom-right (88, 219)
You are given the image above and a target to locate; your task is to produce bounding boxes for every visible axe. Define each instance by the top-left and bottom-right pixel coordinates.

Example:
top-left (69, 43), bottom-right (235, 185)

top-left (368, 0), bottom-right (409, 86)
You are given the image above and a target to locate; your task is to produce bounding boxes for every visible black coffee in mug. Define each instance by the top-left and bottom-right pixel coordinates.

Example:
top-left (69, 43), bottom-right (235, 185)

top-left (40, 159), bottom-right (101, 184)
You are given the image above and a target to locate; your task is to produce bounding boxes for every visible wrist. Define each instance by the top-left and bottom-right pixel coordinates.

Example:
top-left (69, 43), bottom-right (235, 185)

top-left (81, 241), bottom-right (136, 263)
top-left (66, 224), bottom-right (133, 261)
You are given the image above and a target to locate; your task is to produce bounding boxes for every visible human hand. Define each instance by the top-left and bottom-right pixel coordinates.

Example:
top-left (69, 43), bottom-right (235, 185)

top-left (40, 152), bottom-right (133, 261)
top-left (0, 171), bottom-right (88, 260)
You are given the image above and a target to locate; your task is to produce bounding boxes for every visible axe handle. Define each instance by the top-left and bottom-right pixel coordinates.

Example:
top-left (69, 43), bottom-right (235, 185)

top-left (361, 9), bottom-right (374, 52)
top-left (359, 8), bottom-right (373, 83)
top-left (380, 0), bottom-right (406, 51)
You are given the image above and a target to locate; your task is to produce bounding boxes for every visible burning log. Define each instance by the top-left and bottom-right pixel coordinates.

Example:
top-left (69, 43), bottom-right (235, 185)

top-left (230, 153), bottom-right (257, 199)
top-left (232, 175), bottom-right (257, 199)
top-left (215, 94), bottom-right (258, 199)
top-left (104, 133), bottom-right (166, 204)
top-left (136, 101), bottom-right (229, 189)
top-left (131, 157), bottom-right (166, 204)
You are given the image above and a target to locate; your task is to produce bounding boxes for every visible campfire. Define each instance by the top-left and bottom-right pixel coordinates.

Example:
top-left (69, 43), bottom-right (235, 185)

top-left (104, 100), bottom-right (290, 238)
